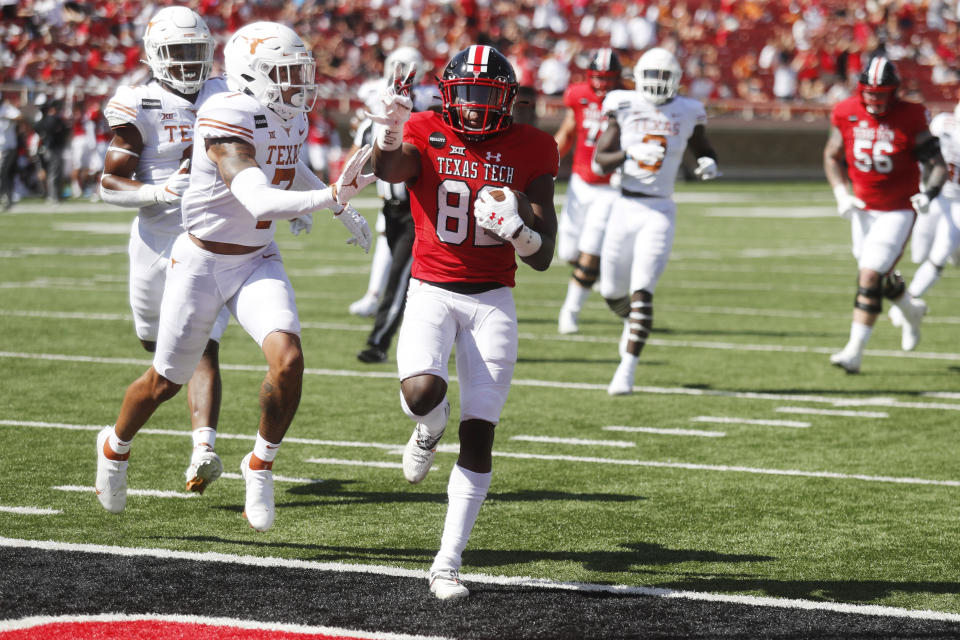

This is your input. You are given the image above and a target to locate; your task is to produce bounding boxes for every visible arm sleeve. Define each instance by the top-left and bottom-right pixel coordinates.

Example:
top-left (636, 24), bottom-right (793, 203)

top-left (230, 166), bottom-right (337, 221)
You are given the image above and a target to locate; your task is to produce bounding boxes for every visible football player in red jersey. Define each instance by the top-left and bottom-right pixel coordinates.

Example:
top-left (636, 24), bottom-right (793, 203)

top-left (370, 45), bottom-right (559, 600)
top-left (555, 48), bottom-right (623, 334)
top-left (824, 56), bottom-right (946, 373)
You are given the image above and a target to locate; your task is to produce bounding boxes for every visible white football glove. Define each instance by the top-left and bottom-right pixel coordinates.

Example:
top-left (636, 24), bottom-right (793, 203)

top-left (335, 204), bottom-right (372, 252)
top-left (334, 144), bottom-right (377, 206)
top-left (832, 184), bottom-right (865, 220)
top-left (910, 192), bottom-right (932, 215)
top-left (694, 156), bottom-right (719, 181)
top-left (152, 159), bottom-right (191, 205)
top-left (366, 65), bottom-right (416, 151)
top-left (626, 142), bottom-right (665, 166)
top-left (474, 187), bottom-right (524, 242)
top-left (289, 213), bottom-right (313, 236)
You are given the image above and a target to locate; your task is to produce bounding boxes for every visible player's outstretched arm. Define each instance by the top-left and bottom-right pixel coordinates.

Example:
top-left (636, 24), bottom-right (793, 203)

top-left (911, 131), bottom-right (947, 215)
top-left (688, 125), bottom-right (719, 180)
top-left (209, 137), bottom-right (339, 221)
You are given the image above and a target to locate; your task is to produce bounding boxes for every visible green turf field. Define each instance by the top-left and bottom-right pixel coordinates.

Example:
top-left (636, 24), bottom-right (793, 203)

top-left (1, 181), bottom-right (958, 615)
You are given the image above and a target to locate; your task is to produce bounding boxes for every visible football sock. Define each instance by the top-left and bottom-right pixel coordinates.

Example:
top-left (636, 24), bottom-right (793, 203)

top-left (107, 429), bottom-right (131, 460)
top-left (908, 260), bottom-right (941, 298)
top-left (192, 426), bottom-right (216, 450)
top-left (562, 279), bottom-right (591, 313)
top-left (252, 433), bottom-right (280, 467)
top-left (431, 464), bottom-right (491, 573)
top-left (848, 321), bottom-right (873, 352)
top-left (400, 393), bottom-right (450, 438)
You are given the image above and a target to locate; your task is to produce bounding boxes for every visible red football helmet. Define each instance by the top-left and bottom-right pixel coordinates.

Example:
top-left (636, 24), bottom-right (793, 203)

top-left (858, 56), bottom-right (900, 116)
top-left (439, 45), bottom-right (518, 141)
top-left (587, 48), bottom-right (622, 98)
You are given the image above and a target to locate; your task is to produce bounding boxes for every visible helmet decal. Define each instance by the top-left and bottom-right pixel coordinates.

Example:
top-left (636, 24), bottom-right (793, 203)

top-left (466, 45), bottom-right (492, 76)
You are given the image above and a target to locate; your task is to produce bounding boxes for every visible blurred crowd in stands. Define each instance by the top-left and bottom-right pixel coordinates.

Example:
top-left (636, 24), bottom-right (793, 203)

top-left (2, 0), bottom-right (960, 204)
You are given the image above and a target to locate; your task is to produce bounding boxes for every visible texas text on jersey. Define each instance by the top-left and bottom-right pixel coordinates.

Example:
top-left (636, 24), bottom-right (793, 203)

top-left (830, 96), bottom-right (930, 211)
top-left (404, 110), bottom-right (559, 287)
top-left (182, 91), bottom-right (309, 246)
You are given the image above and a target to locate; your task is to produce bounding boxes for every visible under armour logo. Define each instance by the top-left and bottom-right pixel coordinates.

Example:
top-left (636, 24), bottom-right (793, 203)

top-left (485, 151), bottom-right (502, 162)
top-left (450, 146), bottom-right (466, 156)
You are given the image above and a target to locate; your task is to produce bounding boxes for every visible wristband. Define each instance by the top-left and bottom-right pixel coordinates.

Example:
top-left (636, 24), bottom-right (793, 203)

top-left (510, 225), bottom-right (542, 257)
top-left (376, 124), bottom-right (404, 152)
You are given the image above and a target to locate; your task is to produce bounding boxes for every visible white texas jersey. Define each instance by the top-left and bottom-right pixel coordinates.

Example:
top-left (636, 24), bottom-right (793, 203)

top-left (104, 77), bottom-right (228, 235)
top-left (182, 92), bottom-right (309, 246)
top-left (930, 112), bottom-right (960, 198)
top-left (602, 90), bottom-right (706, 198)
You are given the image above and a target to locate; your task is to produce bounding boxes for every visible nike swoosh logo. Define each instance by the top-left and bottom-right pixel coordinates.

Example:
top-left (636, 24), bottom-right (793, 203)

top-left (265, 444), bottom-right (278, 449)
top-left (263, 253), bottom-right (277, 259)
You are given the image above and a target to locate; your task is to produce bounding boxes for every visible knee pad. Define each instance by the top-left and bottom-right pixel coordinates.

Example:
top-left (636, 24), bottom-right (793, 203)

top-left (881, 270), bottom-right (905, 300)
top-left (605, 296), bottom-right (631, 319)
top-left (854, 284), bottom-right (882, 314)
top-left (572, 264), bottom-right (599, 288)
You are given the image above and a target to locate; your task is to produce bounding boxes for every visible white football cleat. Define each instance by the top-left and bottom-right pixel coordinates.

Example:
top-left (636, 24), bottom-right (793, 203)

top-left (403, 423), bottom-right (445, 484)
top-left (240, 452), bottom-right (275, 532)
top-left (429, 569), bottom-right (469, 600)
top-left (899, 298), bottom-right (927, 352)
top-left (557, 305), bottom-right (579, 334)
top-left (829, 349), bottom-right (862, 374)
top-left (185, 447), bottom-right (223, 494)
top-left (348, 293), bottom-right (379, 317)
top-left (95, 426), bottom-right (128, 513)
top-left (607, 357), bottom-right (637, 396)
top-left (887, 304), bottom-right (904, 328)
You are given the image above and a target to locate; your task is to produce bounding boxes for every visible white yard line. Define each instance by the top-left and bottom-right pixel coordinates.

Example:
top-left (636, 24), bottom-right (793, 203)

top-left (0, 537), bottom-right (957, 623)
top-left (52, 485), bottom-right (196, 499)
top-left (603, 426), bottom-right (726, 438)
top-left (3, 419), bottom-right (956, 488)
top-left (4, 350), bottom-right (960, 410)
top-left (691, 416), bottom-right (811, 428)
top-left (775, 407), bottom-right (888, 418)
top-left (305, 457), bottom-right (405, 470)
top-left (510, 435), bottom-right (635, 448)
top-left (0, 505), bottom-right (61, 515)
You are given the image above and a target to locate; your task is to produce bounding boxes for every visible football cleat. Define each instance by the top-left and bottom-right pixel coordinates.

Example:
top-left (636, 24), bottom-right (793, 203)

top-left (403, 423), bottom-right (445, 484)
top-left (899, 298), bottom-right (927, 352)
top-left (95, 426), bottom-right (128, 513)
top-left (429, 569), bottom-right (469, 600)
top-left (557, 305), bottom-right (579, 334)
top-left (607, 357), bottom-right (637, 396)
top-left (185, 446), bottom-right (223, 494)
top-left (240, 452), bottom-right (275, 532)
top-left (348, 293), bottom-right (379, 317)
top-left (357, 346), bottom-right (388, 364)
top-left (829, 349), bottom-right (862, 374)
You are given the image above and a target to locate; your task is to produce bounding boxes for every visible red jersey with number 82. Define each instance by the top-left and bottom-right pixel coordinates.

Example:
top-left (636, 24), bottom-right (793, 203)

top-left (830, 96), bottom-right (929, 211)
top-left (404, 110), bottom-right (559, 287)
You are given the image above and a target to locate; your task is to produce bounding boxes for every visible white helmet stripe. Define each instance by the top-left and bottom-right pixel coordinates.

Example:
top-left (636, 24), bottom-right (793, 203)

top-left (467, 45), bottom-right (490, 74)
top-left (597, 48), bottom-right (611, 71)
top-left (869, 57), bottom-right (885, 85)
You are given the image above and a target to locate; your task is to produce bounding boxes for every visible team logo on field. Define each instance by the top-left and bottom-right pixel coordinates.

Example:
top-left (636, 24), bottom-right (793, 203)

top-left (141, 99), bottom-right (161, 110)
top-left (429, 132), bottom-right (446, 148)
top-left (254, 115), bottom-right (268, 129)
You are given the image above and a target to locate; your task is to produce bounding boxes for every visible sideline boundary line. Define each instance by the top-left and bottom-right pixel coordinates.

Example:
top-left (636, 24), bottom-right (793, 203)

top-left (0, 537), bottom-right (958, 624)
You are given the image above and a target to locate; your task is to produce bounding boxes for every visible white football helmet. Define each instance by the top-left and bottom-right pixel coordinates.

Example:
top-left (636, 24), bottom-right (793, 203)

top-left (634, 47), bottom-right (682, 105)
top-left (384, 46), bottom-right (424, 85)
top-left (224, 22), bottom-right (318, 121)
top-left (143, 7), bottom-right (214, 95)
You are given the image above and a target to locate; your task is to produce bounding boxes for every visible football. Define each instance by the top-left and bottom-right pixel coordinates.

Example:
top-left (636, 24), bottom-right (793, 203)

top-left (485, 188), bottom-right (536, 227)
